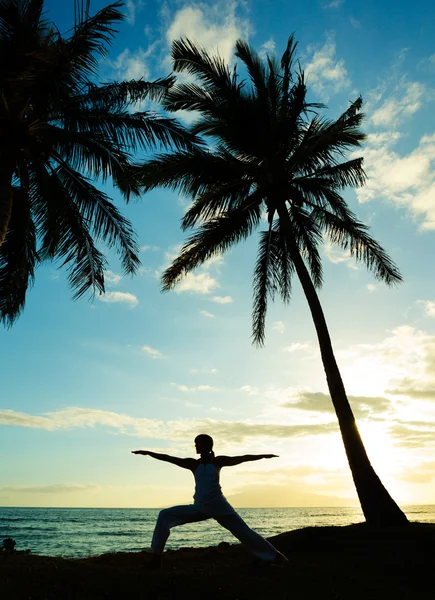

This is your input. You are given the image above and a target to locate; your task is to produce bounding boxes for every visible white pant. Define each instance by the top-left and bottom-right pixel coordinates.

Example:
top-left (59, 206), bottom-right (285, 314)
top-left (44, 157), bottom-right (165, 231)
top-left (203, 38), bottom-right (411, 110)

top-left (151, 504), bottom-right (277, 561)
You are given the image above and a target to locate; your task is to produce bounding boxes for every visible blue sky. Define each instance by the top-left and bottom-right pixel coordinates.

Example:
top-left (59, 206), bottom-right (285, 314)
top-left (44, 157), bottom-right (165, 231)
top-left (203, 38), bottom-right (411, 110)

top-left (1, 0), bottom-right (435, 509)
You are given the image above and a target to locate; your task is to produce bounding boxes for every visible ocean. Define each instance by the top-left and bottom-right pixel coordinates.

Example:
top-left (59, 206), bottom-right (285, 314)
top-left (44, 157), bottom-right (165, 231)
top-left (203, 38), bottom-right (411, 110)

top-left (1, 505), bottom-right (434, 558)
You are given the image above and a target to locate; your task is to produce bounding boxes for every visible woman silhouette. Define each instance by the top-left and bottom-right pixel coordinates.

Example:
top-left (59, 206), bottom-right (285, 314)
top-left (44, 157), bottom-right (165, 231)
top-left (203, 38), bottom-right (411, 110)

top-left (132, 434), bottom-right (287, 568)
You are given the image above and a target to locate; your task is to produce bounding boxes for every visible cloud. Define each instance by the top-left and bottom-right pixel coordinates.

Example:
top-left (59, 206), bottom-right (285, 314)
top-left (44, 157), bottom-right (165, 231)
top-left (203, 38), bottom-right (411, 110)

top-left (240, 385), bottom-right (260, 396)
top-left (323, 240), bottom-right (358, 269)
top-left (190, 368), bottom-right (218, 374)
top-left (0, 407), bottom-right (338, 441)
top-left (282, 391), bottom-right (392, 418)
top-left (367, 284), bottom-right (376, 292)
top-left (104, 270), bottom-right (122, 286)
top-left (350, 17), bottom-right (360, 28)
top-left (141, 345), bottom-right (165, 359)
top-left (140, 245), bottom-right (160, 252)
top-left (200, 310), bottom-right (215, 318)
top-left (0, 484), bottom-right (101, 494)
top-left (176, 272), bottom-right (220, 294)
top-left (323, 0), bottom-right (344, 8)
top-left (98, 291), bottom-right (138, 307)
top-left (272, 321), bottom-right (285, 334)
top-left (124, 0), bottom-right (144, 25)
top-left (356, 131), bottom-right (435, 229)
top-left (305, 35), bottom-right (350, 99)
top-left (418, 301), bottom-right (435, 317)
top-left (170, 383), bottom-right (217, 392)
top-left (397, 462), bottom-right (435, 483)
top-left (370, 80), bottom-right (426, 128)
top-left (110, 48), bottom-right (150, 80)
top-left (388, 421), bottom-right (435, 448)
top-left (418, 54), bottom-right (435, 73)
top-left (165, 1), bottom-right (250, 66)
top-left (210, 295), bottom-right (233, 304)
top-left (161, 247), bottom-right (222, 295)
top-left (386, 378), bottom-right (435, 400)
top-left (259, 38), bottom-right (275, 58)
top-left (283, 342), bottom-right (315, 355)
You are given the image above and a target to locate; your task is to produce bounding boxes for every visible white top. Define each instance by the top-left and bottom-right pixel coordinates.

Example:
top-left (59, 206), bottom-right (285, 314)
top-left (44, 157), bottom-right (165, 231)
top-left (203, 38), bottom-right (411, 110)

top-left (193, 463), bottom-right (236, 516)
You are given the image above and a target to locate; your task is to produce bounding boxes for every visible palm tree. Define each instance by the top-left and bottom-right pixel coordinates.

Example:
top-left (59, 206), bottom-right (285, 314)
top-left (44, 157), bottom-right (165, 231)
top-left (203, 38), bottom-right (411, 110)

top-left (128, 37), bottom-right (409, 526)
top-left (0, 0), bottom-right (195, 326)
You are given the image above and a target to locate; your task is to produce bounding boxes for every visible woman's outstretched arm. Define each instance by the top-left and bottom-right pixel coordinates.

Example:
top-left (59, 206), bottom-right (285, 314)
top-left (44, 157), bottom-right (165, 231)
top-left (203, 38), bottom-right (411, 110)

top-left (132, 450), bottom-right (196, 470)
top-left (216, 454), bottom-right (278, 467)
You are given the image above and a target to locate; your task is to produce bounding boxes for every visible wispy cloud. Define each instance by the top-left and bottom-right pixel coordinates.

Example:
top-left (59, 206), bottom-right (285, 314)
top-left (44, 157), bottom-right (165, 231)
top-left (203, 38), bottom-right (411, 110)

top-left (109, 48), bottom-right (150, 80)
top-left (370, 79), bottom-right (426, 127)
top-left (0, 407), bottom-right (338, 442)
top-left (98, 291), bottom-right (138, 307)
top-left (272, 321), bottom-right (285, 334)
top-left (417, 300), bottom-right (435, 317)
top-left (165, 1), bottom-right (250, 67)
top-left (210, 295), bottom-right (233, 304)
top-left (124, 0), bottom-right (144, 25)
top-left (200, 310), bottom-right (215, 318)
top-left (282, 391), bottom-right (393, 419)
top-left (141, 345), bottom-right (165, 359)
top-left (323, 0), bottom-right (344, 8)
top-left (305, 35), bottom-right (350, 99)
top-left (357, 131), bottom-right (435, 230)
top-left (140, 245), bottom-right (160, 252)
top-left (170, 383), bottom-right (217, 392)
top-left (0, 484), bottom-right (101, 494)
top-left (161, 247), bottom-right (223, 295)
top-left (259, 38), bottom-right (275, 58)
top-left (176, 272), bottom-right (219, 294)
top-left (104, 270), bottom-right (122, 287)
top-left (323, 240), bottom-right (358, 270)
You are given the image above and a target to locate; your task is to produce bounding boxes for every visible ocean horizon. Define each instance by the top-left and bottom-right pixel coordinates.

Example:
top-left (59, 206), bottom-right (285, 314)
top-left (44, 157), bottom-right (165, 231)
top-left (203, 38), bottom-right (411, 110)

top-left (1, 505), bottom-right (434, 558)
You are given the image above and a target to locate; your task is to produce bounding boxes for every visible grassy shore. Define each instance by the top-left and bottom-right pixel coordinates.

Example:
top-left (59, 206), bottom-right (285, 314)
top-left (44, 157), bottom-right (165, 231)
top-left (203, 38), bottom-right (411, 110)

top-left (1, 522), bottom-right (434, 599)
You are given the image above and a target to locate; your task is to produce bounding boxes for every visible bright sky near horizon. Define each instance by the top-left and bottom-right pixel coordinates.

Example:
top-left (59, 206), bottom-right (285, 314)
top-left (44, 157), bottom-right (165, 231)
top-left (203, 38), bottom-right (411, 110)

top-left (1, 0), bottom-right (435, 510)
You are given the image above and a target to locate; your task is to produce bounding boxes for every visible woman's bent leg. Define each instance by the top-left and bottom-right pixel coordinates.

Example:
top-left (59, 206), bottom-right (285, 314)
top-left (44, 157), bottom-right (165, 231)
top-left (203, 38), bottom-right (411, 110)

top-left (215, 513), bottom-right (278, 561)
top-left (151, 505), bottom-right (209, 554)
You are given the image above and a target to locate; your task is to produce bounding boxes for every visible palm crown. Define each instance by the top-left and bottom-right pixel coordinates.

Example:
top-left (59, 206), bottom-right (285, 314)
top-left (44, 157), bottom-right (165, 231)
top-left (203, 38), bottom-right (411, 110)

top-left (131, 37), bottom-right (402, 344)
top-left (0, 0), bottom-right (195, 326)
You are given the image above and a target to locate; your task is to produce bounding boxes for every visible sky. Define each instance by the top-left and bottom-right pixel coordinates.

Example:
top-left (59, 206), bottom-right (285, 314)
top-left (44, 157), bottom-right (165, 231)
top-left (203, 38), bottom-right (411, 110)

top-left (1, 0), bottom-right (435, 510)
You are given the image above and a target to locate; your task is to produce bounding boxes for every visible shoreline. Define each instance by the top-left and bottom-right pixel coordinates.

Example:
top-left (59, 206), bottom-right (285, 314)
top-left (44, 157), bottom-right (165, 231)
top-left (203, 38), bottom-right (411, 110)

top-left (2, 522), bottom-right (435, 599)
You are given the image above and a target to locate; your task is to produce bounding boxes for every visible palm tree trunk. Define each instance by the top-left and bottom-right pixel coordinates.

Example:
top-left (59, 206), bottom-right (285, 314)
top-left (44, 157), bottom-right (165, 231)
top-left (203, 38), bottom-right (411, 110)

top-left (278, 207), bottom-right (408, 526)
top-left (0, 166), bottom-right (13, 247)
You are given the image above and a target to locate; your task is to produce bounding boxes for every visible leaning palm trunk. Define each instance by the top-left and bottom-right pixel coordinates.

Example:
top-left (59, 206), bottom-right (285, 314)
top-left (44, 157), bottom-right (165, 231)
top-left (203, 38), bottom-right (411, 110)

top-left (279, 207), bottom-right (408, 526)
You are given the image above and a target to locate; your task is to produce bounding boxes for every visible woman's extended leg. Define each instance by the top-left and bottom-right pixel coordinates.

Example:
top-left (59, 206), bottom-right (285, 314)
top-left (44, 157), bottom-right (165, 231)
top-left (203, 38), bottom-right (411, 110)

top-left (151, 504), bottom-right (210, 554)
top-left (215, 512), bottom-right (281, 561)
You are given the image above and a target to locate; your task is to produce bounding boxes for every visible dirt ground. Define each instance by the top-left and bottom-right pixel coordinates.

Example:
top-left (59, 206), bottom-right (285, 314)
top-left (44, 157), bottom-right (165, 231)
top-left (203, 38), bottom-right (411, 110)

top-left (1, 523), bottom-right (434, 600)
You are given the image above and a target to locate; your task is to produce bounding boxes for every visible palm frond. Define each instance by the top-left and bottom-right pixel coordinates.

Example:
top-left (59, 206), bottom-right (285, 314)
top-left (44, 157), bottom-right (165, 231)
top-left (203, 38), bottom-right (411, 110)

top-left (71, 77), bottom-right (176, 111)
top-left (55, 162), bottom-right (140, 275)
top-left (32, 164), bottom-right (107, 299)
top-left (252, 221), bottom-right (276, 346)
top-left (234, 39), bottom-right (267, 103)
top-left (280, 35), bottom-right (298, 101)
top-left (0, 186), bottom-right (37, 326)
top-left (171, 38), bottom-right (234, 92)
top-left (182, 181), bottom-right (257, 230)
top-left (289, 206), bottom-right (323, 288)
top-left (162, 197), bottom-right (262, 290)
top-left (66, 1), bottom-right (124, 82)
top-left (314, 208), bottom-right (403, 285)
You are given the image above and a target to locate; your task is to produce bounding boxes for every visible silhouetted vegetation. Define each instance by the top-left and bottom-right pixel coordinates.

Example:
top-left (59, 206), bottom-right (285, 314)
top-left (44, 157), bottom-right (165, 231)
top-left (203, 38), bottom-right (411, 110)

top-left (0, 0), bottom-right (195, 326)
top-left (126, 36), bottom-right (407, 526)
